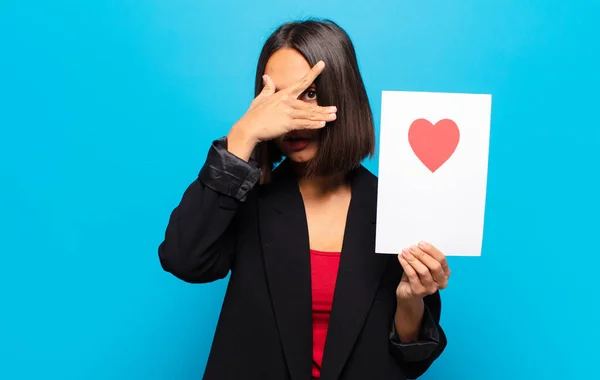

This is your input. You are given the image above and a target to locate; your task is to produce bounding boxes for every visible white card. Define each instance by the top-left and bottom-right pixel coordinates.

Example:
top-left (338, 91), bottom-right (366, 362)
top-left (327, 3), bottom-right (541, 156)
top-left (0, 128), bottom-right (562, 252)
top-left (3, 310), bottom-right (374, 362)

top-left (375, 91), bottom-right (492, 256)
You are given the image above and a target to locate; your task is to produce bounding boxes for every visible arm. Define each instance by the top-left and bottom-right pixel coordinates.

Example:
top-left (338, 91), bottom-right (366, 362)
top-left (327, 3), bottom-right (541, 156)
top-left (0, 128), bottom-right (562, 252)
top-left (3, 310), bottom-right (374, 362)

top-left (158, 137), bottom-right (261, 284)
top-left (389, 291), bottom-right (447, 379)
top-left (159, 63), bottom-right (335, 283)
top-left (394, 296), bottom-right (424, 342)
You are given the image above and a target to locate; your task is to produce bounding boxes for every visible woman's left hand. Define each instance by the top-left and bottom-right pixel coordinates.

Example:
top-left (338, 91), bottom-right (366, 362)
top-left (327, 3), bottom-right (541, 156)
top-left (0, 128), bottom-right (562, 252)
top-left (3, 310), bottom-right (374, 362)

top-left (396, 241), bottom-right (451, 301)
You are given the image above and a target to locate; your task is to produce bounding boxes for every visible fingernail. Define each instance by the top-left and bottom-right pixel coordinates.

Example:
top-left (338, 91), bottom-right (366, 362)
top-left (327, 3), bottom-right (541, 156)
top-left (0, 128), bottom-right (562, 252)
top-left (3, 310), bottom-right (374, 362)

top-left (320, 121), bottom-right (326, 126)
top-left (329, 113), bottom-right (336, 119)
top-left (418, 241), bottom-right (428, 249)
top-left (409, 245), bottom-right (417, 253)
top-left (317, 60), bottom-right (325, 68)
top-left (329, 106), bottom-right (337, 112)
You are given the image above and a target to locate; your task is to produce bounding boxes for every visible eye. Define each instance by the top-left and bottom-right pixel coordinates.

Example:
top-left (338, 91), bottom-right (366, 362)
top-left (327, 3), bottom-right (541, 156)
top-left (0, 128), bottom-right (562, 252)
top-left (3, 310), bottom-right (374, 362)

top-left (302, 89), bottom-right (317, 101)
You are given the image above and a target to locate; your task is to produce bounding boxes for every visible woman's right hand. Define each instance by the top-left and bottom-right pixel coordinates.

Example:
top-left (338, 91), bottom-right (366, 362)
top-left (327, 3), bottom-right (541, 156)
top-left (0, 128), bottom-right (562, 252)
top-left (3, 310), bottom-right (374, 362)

top-left (227, 60), bottom-right (337, 161)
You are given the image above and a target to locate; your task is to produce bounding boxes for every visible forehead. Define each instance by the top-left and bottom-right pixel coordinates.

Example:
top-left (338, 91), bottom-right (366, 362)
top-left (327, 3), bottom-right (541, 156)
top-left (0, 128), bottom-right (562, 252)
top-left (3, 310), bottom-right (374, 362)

top-left (264, 48), bottom-right (311, 90)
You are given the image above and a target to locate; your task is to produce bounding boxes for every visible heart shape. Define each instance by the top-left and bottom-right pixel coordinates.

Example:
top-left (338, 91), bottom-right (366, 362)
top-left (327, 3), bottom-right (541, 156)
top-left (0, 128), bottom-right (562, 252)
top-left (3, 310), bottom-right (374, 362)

top-left (408, 118), bottom-right (460, 172)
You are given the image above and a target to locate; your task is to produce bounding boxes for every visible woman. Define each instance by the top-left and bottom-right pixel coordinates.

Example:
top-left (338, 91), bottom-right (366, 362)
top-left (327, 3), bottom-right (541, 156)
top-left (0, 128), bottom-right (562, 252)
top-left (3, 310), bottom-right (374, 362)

top-left (159, 19), bottom-right (450, 380)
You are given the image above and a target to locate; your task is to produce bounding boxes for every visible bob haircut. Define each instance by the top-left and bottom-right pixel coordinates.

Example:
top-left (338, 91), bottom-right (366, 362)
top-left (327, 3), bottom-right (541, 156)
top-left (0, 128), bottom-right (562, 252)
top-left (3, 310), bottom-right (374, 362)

top-left (253, 19), bottom-right (375, 183)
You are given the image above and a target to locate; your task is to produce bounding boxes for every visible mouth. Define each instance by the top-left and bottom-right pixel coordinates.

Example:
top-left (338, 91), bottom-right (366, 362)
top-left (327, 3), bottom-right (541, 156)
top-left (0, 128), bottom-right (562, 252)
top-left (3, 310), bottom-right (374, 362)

top-left (282, 132), bottom-right (313, 151)
top-left (283, 130), bottom-right (312, 141)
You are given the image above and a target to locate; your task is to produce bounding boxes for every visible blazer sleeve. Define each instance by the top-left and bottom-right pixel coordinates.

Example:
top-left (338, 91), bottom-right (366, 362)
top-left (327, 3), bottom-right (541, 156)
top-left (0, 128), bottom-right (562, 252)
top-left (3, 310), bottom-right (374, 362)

top-left (389, 291), bottom-right (448, 379)
top-left (158, 137), bottom-right (261, 284)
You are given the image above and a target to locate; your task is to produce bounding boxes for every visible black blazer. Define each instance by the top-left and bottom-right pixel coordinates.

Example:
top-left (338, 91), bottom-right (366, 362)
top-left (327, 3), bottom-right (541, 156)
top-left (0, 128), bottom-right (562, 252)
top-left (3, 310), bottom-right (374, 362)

top-left (158, 138), bottom-right (447, 380)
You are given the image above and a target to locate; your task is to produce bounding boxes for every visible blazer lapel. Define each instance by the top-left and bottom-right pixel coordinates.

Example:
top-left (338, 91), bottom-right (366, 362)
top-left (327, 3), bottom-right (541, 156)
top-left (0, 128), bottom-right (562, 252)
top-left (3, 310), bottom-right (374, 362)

top-left (258, 160), bottom-right (313, 380)
top-left (319, 167), bottom-right (390, 380)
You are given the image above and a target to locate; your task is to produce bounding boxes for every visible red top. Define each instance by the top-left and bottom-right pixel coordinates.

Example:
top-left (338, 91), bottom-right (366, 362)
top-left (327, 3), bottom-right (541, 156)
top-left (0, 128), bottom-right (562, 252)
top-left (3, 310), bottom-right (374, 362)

top-left (310, 249), bottom-right (341, 379)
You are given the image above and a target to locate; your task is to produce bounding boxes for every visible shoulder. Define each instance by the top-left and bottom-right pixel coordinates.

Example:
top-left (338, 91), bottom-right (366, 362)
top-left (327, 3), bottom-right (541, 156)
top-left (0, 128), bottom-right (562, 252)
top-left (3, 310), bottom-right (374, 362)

top-left (355, 164), bottom-right (378, 183)
top-left (351, 164), bottom-right (379, 198)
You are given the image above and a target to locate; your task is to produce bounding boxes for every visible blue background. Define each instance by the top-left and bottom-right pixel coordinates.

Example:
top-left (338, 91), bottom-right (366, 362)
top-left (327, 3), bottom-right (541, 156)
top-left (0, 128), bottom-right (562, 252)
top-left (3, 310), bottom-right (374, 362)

top-left (1, 1), bottom-right (598, 379)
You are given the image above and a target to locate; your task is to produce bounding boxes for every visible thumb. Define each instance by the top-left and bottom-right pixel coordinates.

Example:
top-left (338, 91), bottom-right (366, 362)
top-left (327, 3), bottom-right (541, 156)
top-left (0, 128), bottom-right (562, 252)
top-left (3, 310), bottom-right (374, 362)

top-left (250, 75), bottom-right (275, 110)
top-left (260, 74), bottom-right (275, 96)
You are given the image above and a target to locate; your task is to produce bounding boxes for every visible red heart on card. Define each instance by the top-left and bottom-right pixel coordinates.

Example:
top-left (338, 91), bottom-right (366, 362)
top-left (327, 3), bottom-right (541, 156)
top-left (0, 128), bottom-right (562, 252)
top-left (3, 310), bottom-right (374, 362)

top-left (408, 118), bottom-right (460, 172)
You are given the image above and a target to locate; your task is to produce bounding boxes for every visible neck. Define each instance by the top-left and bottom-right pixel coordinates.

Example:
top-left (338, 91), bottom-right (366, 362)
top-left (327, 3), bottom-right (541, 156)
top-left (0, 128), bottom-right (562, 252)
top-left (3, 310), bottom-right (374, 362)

top-left (297, 171), bottom-right (349, 198)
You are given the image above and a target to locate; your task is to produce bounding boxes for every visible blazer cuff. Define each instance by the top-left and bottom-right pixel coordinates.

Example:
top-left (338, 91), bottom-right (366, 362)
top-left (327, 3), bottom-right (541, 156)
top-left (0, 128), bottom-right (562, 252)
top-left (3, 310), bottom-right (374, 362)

top-left (198, 137), bottom-right (261, 201)
top-left (389, 304), bottom-right (440, 362)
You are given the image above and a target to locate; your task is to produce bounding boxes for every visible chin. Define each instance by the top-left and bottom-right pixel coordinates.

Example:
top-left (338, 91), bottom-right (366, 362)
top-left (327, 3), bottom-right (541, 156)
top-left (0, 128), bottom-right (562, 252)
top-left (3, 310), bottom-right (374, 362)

top-left (275, 140), bottom-right (318, 164)
top-left (286, 151), bottom-right (316, 163)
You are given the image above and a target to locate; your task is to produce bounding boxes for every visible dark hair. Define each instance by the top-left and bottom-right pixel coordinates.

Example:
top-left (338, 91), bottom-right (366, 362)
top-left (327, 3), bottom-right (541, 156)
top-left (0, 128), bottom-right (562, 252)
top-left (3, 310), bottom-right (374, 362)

top-left (253, 19), bottom-right (375, 182)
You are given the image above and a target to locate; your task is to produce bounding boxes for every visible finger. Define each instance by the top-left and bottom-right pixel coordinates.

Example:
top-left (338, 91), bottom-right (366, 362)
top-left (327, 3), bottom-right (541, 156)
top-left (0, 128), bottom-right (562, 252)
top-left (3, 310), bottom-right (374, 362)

top-left (417, 241), bottom-right (450, 278)
top-left (396, 255), bottom-right (410, 281)
top-left (291, 119), bottom-right (328, 130)
top-left (409, 245), bottom-right (447, 287)
top-left (291, 99), bottom-right (337, 114)
top-left (287, 60), bottom-right (325, 96)
top-left (398, 253), bottom-right (423, 294)
top-left (402, 249), bottom-right (434, 289)
top-left (398, 253), bottom-right (418, 283)
top-left (290, 108), bottom-right (337, 122)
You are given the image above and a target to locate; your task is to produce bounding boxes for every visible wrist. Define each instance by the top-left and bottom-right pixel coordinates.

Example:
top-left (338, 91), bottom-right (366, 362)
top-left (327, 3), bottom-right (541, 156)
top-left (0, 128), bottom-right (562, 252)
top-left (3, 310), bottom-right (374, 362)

top-left (394, 297), bottom-right (425, 343)
top-left (227, 123), bottom-right (258, 162)
top-left (396, 297), bottom-right (425, 320)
